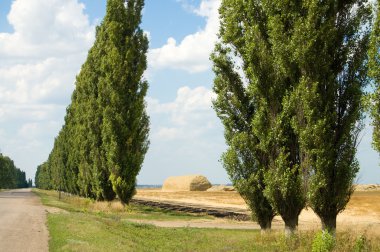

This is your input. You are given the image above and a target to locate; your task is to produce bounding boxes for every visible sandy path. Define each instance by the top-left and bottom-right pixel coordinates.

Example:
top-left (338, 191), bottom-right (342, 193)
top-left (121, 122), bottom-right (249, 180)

top-left (0, 188), bottom-right (49, 252)
top-left (126, 218), bottom-right (285, 230)
top-left (127, 218), bottom-right (262, 229)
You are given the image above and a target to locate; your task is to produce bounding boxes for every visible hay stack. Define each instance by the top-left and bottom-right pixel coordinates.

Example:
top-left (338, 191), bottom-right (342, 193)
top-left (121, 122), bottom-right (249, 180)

top-left (162, 175), bottom-right (212, 191)
top-left (354, 184), bottom-right (380, 191)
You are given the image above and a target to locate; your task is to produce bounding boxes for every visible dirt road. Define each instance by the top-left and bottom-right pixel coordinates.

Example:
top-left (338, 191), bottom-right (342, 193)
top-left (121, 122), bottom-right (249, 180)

top-left (0, 188), bottom-right (48, 252)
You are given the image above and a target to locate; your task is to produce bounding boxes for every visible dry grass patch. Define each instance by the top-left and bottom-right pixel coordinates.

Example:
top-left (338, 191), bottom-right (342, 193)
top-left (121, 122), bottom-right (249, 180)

top-left (346, 191), bottom-right (380, 215)
top-left (136, 189), bottom-right (246, 206)
top-left (91, 201), bottom-right (125, 212)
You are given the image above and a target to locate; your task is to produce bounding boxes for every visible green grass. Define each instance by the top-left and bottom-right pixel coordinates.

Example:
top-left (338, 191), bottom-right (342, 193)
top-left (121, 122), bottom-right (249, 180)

top-left (49, 212), bottom-right (269, 252)
top-left (34, 189), bottom-right (380, 252)
top-left (34, 189), bottom-right (212, 221)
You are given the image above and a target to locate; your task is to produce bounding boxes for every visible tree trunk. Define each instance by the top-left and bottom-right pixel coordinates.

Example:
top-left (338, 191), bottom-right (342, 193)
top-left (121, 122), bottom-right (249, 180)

top-left (321, 215), bottom-right (337, 235)
top-left (258, 217), bottom-right (272, 233)
top-left (284, 216), bottom-right (298, 237)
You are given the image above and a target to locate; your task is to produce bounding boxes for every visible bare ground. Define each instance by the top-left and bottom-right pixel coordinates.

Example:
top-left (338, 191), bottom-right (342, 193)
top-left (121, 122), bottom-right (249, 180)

top-left (0, 188), bottom-right (49, 252)
top-left (135, 187), bottom-right (380, 236)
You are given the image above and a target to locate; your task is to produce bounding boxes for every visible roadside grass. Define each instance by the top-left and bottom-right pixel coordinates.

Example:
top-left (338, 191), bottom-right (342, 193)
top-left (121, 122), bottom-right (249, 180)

top-left (34, 189), bottom-right (380, 252)
top-left (34, 189), bottom-right (212, 221)
top-left (48, 211), bottom-right (318, 252)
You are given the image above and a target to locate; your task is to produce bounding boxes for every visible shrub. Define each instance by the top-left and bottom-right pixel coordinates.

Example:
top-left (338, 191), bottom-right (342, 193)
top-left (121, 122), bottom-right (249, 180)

top-left (312, 231), bottom-right (335, 252)
top-left (354, 235), bottom-right (370, 252)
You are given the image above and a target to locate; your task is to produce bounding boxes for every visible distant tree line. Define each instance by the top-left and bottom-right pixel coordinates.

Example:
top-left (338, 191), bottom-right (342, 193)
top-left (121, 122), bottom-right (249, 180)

top-left (35, 0), bottom-right (149, 205)
top-left (0, 153), bottom-right (29, 189)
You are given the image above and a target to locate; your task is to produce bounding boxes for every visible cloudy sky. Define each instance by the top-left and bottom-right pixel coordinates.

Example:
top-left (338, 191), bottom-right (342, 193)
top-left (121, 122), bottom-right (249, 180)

top-left (0, 0), bottom-right (379, 185)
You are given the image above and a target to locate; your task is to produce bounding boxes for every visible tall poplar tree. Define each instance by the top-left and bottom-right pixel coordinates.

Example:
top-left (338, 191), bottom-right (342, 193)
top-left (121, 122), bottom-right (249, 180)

top-left (292, 0), bottom-right (372, 232)
top-left (35, 162), bottom-right (52, 190)
top-left (213, 0), bottom-right (306, 233)
top-left (73, 40), bottom-right (116, 201)
top-left (99, 0), bottom-right (149, 205)
top-left (212, 45), bottom-right (275, 230)
top-left (36, 0), bottom-right (149, 204)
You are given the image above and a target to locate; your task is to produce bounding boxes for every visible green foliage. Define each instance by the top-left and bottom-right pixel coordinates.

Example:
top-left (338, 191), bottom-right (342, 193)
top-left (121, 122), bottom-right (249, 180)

top-left (293, 0), bottom-right (372, 232)
top-left (0, 153), bottom-right (28, 189)
top-left (35, 0), bottom-right (149, 205)
top-left (99, 0), bottom-right (149, 204)
top-left (212, 42), bottom-right (275, 228)
top-left (311, 231), bottom-right (335, 252)
top-left (213, 0), bottom-right (308, 231)
top-left (214, 0), bottom-right (372, 233)
top-left (354, 235), bottom-right (370, 252)
top-left (370, 2), bottom-right (380, 152)
top-left (35, 163), bottom-right (48, 189)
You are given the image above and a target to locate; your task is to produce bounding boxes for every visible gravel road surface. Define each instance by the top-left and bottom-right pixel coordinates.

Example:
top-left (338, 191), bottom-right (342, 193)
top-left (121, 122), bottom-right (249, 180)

top-left (0, 188), bottom-right (48, 252)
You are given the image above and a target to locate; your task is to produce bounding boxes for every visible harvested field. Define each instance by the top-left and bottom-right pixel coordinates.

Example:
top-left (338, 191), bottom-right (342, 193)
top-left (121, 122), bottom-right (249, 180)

top-left (135, 189), bottom-right (246, 209)
top-left (130, 198), bottom-right (250, 220)
top-left (135, 186), bottom-right (380, 237)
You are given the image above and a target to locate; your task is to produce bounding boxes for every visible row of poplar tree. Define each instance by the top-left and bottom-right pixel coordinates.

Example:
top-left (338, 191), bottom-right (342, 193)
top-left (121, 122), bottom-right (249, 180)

top-left (35, 0), bottom-right (149, 205)
top-left (213, 0), bottom-right (380, 234)
top-left (34, 0), bottom-right (380, 234)
top-left (0, 153), bottom-right (30, 189)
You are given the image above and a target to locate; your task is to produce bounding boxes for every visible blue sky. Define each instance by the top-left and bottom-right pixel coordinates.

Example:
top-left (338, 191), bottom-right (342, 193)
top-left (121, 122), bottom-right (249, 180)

top-left (0, 0), bottom-right (379, 185)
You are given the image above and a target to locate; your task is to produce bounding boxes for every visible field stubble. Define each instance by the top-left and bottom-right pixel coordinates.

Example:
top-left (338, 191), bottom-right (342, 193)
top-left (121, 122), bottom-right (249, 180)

top-left (135, 187), bottom-right (380, 238)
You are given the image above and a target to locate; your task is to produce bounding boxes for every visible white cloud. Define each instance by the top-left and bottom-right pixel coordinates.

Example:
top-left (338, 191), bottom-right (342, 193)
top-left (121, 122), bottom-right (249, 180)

top-left (176, 0), bottom-right (198, 13)
top-left (18, 121), bottom-right (61, 140)
top-left (0, 104), bottom-right (65, 123)
top-left (139, 86), bottom-right (228, 184)
top-left (156, 127), bottom-right (181, 140)
top-left (0, 55), bottom-right (87, 105)
top-left (0, 0), bottom-right (95, 180)
top-left (148, 86), bottom-right (217, 137)
top-left (148, 0), bottom-right (220, 73)
top-left (0, 0), bottom-right (93, 60)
